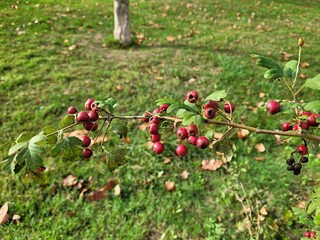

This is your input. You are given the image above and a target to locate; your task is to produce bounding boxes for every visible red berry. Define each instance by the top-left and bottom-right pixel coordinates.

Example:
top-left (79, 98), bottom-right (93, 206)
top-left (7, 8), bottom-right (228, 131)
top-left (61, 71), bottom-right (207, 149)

top-left (266, 100), bottom-right (281, 115)
top-left (224, 102), bottom-right (235, 113)
top-left (188, 135), bottom-right (198, 145)
top-left (203, 100), bottom-right (219, 110)
top-left (151, 133), bottom-right (161, 143)
top-left (159, 104), bottom-right (170, 113)
top-left (304, 232), bottom-right (311, 238)
top-left (83, 122), bottom-right (98, 131)
top-left (85, 98), bottom-right (95, 110)
top-left (301, 122), bottom-right (309, 130)
top-left (176, 127), bottom-right (188, 140)
top-left (153, 142), bottom-right (165, 154)
top-left (88, 110), bottom-right (99, 122)
top-left (204, 108), bottom-right (216, 119)
top-left (35, 166), bottom-right (46, 173)
top-left (176, 144), bottom-right (188, 157)
top-left (299, 110), bottom-right (312, 116)
top-left (186, 90), bottom-right (199, 103)
top-left (91, 102), bottom-right (99, 111)
top-left (149, 116), bottom-right (160, 124)
top-left (282, 122), bottom-right (292, 131)
top-left (307, 113), bottom-right (320, 127)
top-left (310, 232), bottom-right (317, 238)
top-left (187, 124), bottom-right (198, 136)
top-left (142, 111), bottom-right (151, 122)
top-left (67, 106), bottom-right (78, 114)
top-left (149, 123), bottom-right (159, 134)
top-left (82, 148), bottom-right (93, 159)
top-left (196, 136), bottom-right (209, 149)
top-left (153, 108), bottom-right (161, 114)
top-left (77, 111), bottom-right (90, 122)
top-left (79, 135), bottom-right (91, 147)
top-left (296, 145), bottom-right (308, 155)
top-left (293, 124), bottom-right (299, 131)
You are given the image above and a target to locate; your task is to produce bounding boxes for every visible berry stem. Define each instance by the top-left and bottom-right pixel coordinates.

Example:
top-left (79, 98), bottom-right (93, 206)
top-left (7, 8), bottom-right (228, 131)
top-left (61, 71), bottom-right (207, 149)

top-left (292, 45), bottom-right (302, 88)
top-left (46, 122), bottom-right (79, 138)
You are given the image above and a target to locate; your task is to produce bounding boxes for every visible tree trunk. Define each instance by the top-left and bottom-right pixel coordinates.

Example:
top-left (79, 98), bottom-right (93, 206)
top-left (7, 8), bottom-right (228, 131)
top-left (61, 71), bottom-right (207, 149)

top-left (114, 0), bottom-right (131, 46)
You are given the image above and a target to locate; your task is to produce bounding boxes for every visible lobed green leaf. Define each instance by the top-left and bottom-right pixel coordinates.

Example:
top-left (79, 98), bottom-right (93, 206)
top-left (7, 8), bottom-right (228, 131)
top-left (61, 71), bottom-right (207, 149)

top-left (112, 121), bottom-right (128, 138)
top-left (251, 54), bottom-right (283, 71)
top-left (51, 137), bottom-right (83, 162)
top-left (283, 60), bottom-right (298, 80)
top-left (205, 90), bottom-right (227, 102)
top-left (304, 74), bottom-right (320, 91)
top-left (263, 68), bottom-right (283, 80)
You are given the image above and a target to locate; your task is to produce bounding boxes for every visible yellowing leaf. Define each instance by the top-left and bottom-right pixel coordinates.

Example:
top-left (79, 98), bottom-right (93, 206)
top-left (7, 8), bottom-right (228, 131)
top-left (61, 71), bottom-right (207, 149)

top-left (260, 204), bottom-right (268, 216)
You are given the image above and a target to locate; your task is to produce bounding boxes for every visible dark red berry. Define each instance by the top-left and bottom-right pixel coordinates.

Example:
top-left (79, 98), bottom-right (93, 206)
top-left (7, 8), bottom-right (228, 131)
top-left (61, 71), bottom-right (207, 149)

top-left (293, 168), bottom-right (301, 175)
top-left (203, 100), bottom-right (219, 110)
top-left (300, 156), bottom-right (309, 163)
top-left (67, 106), bottom-right (78, 114)
top-left (307, 113), bottom-right (320, 127)
top-left (282, 122), bottom-right (292, 131)
top-left (286, 158), bottom-right (295, 165)
top-left (82, 148), bottom-right (93, 159)
top-left (151, 133), bottom-right (161, 143)
top-left (196, 136), bottom-right (209, 149)
top-left (149, 123), bottom-right (159, 134)
top-left (296, 145), bottom-right (308, 155)
top-left (287, 165), bottom-right (294, 171)
top-left (142, 111), bottom-right (151, 122)
top-left (176, 144), bottom-right (188, 157)
top-left (293, 124), bottom-right (299, 131)
top-left (176, 127), bottom-right (188, 140)
top-left (266, 100), bottom-right (281, 115)
top-left (159, 104), bottom-right (170, 113)
top-left (88, 110), bottom-right (99, 122)
top-left (188, 135), bottom-right (198, 145)
top-left (153, 142), bottom-right (165, 154)
top-left (83, 122), bottom-right (98, 131)
top-left (153, 108), bottom-right (161, 114)
top-left (187, 124), bottom-right (198, 136)
top-left (85, 98), bottom-right (95, 110)
top-left (77, 111), bottom-right (90, 122)
top-left (149, 116), bottom-right (160, 124)
top-left (304, 232), bottom-right (311, 238)
top-left (301, 122), bottom-right (309, 130)
top-left (91, 102), bottom-right (99, 111)
top-left (186, 90), bottom-right (199, 103)
top-left (35, 166), bottom-right (46, 173)
top-left (79, 135), bottom-right (91, 147)
top-left (294, 163), bottom-right (302, 171)
top-left (204, 108), bottom-right (216, 119)
top-left (224, 102), bottom-right (235, 113)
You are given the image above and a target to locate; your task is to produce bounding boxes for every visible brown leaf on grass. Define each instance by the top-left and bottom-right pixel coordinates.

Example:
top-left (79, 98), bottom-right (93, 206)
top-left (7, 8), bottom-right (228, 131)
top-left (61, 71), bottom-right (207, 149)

top-left (87, 190), bottom-right (106, 202)
top-left (12, 214), bottom-right (21, 224)
top-left (116, 85), bottom-right (124, 91)
top-left (237, 129), bottom-right (250, 139)
top-left (145, 141), bottom-right (154, 149)
top-left (260, 204), bottom-right (268, 215)
top-left (213, 132), bottom-right (224, 140)
top-left (188, 77), bottom-right (196, 84)
top-left (282, 52), bottom-right (293, 60)
top-left (165, 181), bottom-right (176, 192)
top-left (166, 36), bottom-right (176, 42)
top-left (0, 202), bottom-right (11, 225)
top-left (180, 170), bottom-right (189, 180)
top-left (200, 159), bottom-right (223, 171)
top-left (137, 122), bottom-right (149, 131)
top-left (163, 157), bottom-right (171, 164)
top-left (300, 61), bottom-right (310, 68)
top-left (299, 73), bottom-right (307, 79)
top-left (68, 44), bottom-right (77, 51)
top-left (101, 179), bottom-right (116, 191)
top-left (114, 184), bottom-right (121, 196)
top-left (255, 143), bottom-right (266, 153)
top-left (255, 156), bottom-right (265, 161)
top-left (259, 92), bottom-right (266, 98)
top-left (136, 33), bottom-right (145, 44)
top-left (274, 135), bottom-right (286, 145)
top-left (62, 175), bottom-right (77, 187)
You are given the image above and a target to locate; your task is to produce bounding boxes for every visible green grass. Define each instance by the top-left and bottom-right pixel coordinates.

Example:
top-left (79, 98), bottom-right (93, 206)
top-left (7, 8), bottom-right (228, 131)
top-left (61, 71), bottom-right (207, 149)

top-left (1, 0), bottom-right (320, 239)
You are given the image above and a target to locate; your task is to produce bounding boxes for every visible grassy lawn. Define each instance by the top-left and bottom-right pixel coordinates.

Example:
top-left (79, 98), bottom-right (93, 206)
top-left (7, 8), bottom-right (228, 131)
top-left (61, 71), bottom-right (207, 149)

top-left (1, 0), bottom-right (320, 239)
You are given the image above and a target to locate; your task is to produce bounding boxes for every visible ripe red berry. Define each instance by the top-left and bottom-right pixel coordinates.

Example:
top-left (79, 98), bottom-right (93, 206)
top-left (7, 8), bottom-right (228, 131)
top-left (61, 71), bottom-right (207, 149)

top-left (85, 98), bottom-right (95, 110)
top-left (203, 100), bottom-right (219, 110)
top-left (149, 123), bottom-right (159, 134)
top-left (188, 135), bottom-right (198, 145)
top-left (153, 142), bottom-right (165, 154)
top-left (304, 232), bottom-right (311, 238)
top-left (91, 102), bottom-right (99, 111)
top-left (310, 232), bottom-right (317, 238)
top-left (142, 111), bottom-right (151, 122)
top-left (83, 122), bottom-right (98, 131)
top-left (77, 111), bottom-right (90, 122)
top-left (176, 127), bottom-right (188, 140)
top-left (67, 106), bottom-right (78, 114)
top-left (282, 122), bottom-right (292, 131)
top-left (296, 145), bottom-right (308, 155)
top-left (224, 102), bottom-right (235, 113)
top-left (204, 108), bottom-right (216, 119)
top-left (266, 100), bottom-right (281, 115)
top-left (187, 124), bottom-right (198, 136)
top-left (293, 124), bottom-right (299, 131)
top-left (149, 116), bottom-right (160, 124)
top-left (88, 110), bottom-right (99, 122)
top-left (153, 108), bottom-right (161, 114)
top-left (196, 136), bottom-right (209, 149)
top-left (299, 111), bottom-right (312, 116)
top-left (301, 122), bottom-right (309, 130)
top-left (79, 135), bottom-right (91, 147)
top-left (151, 133), bottom-right (161, 143)
top-left (82, 148), bottom-right (93, 159)
top-left (176, 144), bottom-right (188, 157)
top-left (307, 113), bottom-right (320, 127)
top-left (159, 104), bottom-right (170, 113)
top-left (186, 90), bottom-right (199, 103)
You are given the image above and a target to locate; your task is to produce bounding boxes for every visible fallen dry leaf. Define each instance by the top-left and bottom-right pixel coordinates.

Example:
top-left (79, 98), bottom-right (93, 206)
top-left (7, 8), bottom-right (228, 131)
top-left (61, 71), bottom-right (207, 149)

top-left (255, 143), bottom-right (266, 153)
top-left (200, 159), bottom-right (223, 171)
top-left (259, 92), bottom-right (266, 98)
top-left (180, 170), bottom-right (189, 180)
top-left (165, 181), bottom-right (176, 192)
top-left (0, 202), bottom-right (10, 225)
top-left (145, 141), bottom-right (154, 149)
top-left (137, 122), bottom-right (149, 131)
top-left (299, 73), bottom-right (307, 79)
top-left (237, 129), bottom-right (250, 139)
top-left (300, 61), bottom-right (310, 68)
top-left (282, 52), bottom-right (293, 60)
top-left (255, 156), bottom-right (265, 161)
top-left (101, 179), bottom-right (116, 191)
top-left (114, 184), bottom-right (121, 196)
top-left (260, 204), bottom-right (268, 216)
top-left (87, 190), bottom-right (106, 202)
top-left (68, 44), bottom-right (77, 51)
top-left (62, 175), bottom-right (77, 187)
top-left (213, 132), bottom-right (224, 140)
top-left (163, 157), bottom-right (171, 164)
top-left (166, 36), bottom-right (176, 42)
top-left (12, 214), bottom-right (21, 224)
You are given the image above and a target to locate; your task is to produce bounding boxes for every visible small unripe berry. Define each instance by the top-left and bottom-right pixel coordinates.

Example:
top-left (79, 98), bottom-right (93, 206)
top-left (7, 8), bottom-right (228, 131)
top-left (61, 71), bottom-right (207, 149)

top-left (77, 111), bottom-right (90, 122)
top-left (82, 148), bottom-right (93, 159)
top-left (151, 133), bottom-right (161, 143)
top-left (79, 135), bottom-right (91, 147)
top-left (224, 102), bottom-right (235, 113)
top-left (149, 123), bottom-right (159, 134)
top-left (187, 124), bottom-right (198, 136)
top-left (176, 127), bottom-right (188, 140)
top-left (186, 90), bottom-right (199, 103)
top-left (187, 135), bottom-right (198, 145)
top-left (203, 100), bottom-right (219, 110)
top-left (85, 98), bottom-right (95, 110)
top-left (67, 106), bottom-right (78, 114)
top-left (88, 110), bottom-right (99, 122)
top-left (83, 122), bottom-right (98, 131)
top-left (282, 122), bottom-right (292, 131)
top-left (159, 104), bottom-right (170, 113)
top-left (196, 136), bottom-right (209, 149)
top-left (307, 113), bottom-right (320, 127)
top-left (296, 145), bottom-right (308, 155)
top-left (204, 108), bottom-right (216, 119)
top-left (266, 100), bottom-right (281, 115)
top-left (176, 144), bottom-right (188, 157)
top-left (153, 142), bottom-right (165, 154)
top-left (298, 38), bottom-right (304, 47)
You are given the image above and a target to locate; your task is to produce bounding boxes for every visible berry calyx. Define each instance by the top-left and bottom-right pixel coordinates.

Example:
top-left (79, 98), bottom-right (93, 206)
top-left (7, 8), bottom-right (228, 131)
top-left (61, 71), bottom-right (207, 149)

top-left (307, 113), bottom-right (320, 127)
top-left (186, 90), bottom-right (199, 103)
top-left (204, 108), bottom-right (216, 119)
top-left (203, 100), bottom-right (219, 110)
top-left (151, 133), bottom-right (161, 143)
top-left (187, 135), bottom-right (198, 145)
top-left (85, 98), bottom-right (95, 110)
top-left (82, 148), bottom-right (93, 159)
top-left (266, 100), bottom-right (281, 115)
top-left (88, 110), bottom-right (99, 122)
top-left (159, 104), bottom-right (170, 113)
top-left (79, 135), bottom-right (91, 147)
top-left (282, 122), bottom-right (292, 131)
top-left (196, 136), bottom-right (209, 149)
top-left (223, 102), bottom-right (235, 113)
top-left (298, 38), bottom-right (304, 47)
top-left (77, 111), bottom-right (90, 122)
top-left (91, 102), bottom-right (99, 111)
top-left (176, 127), bottom-right (188, 140)
top-left (176, 144), bottom-right (188, 157)
top-left (296, 145), bottom-right (308, 155)
top-left (149, 123), bottom-right (159, 134)
top-left (67, 106), bottom-right (78, 114)
top-left (153, 142), bottom-right (165, 154)
top-left (187, 124), bottom-right (198, 136)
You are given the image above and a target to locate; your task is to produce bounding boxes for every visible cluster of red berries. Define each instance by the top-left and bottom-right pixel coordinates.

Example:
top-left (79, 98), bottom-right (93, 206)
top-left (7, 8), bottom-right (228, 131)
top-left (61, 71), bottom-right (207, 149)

top-left (304, 231), bottom-right (317, 239)
top-left (286, 144), bottom-right (309, 175)
top-left (67, 98), bottom-right (100, 159)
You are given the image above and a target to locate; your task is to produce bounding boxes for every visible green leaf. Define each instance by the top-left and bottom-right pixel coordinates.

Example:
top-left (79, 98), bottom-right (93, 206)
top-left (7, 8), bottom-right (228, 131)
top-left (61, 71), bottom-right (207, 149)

top-left (183, 99), bottom-right (199, 113)
top-left (176, 109), bottom-right (187, 118)
top-left (156, 98), bottom-right (179, 105)
top-left (106, 149), bottom-right (129, 172)
top-left (283, 60), bottom-right (298, 80)
top-left (251, 54), bottom-right (283, 71)
top-left (304, 74), bottom-right (320, 91)
top-left (61, 115), bottom-right (75, 127)
top-left (205, 129), bottom-right (215, 140)
top-left (306, 197), bottom-right (320, 215)
top-left (51, 137), bottom-right (83, 162)
top-left (264, 69), bottom-right (283, 80)
top-left (314, 214), bottom-right (320, 225)
top-left (205, 90), bottom-right (227, 102)
top-left (182, 112), bottom-right (197, 126)
top-left (167, 103), bottom-right (195, 114)
top-left (304, 101), bottom-right (320, 112)
top-left (112, 121), bottom-right (128, 138)
top-left (42, 125), bottom-right (58, 144)
top-left (22, 169), bottom-right (47, 185)
top-left (16, 132), bottom-right (33, 143)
